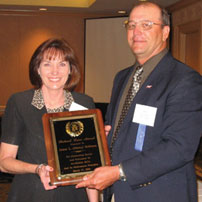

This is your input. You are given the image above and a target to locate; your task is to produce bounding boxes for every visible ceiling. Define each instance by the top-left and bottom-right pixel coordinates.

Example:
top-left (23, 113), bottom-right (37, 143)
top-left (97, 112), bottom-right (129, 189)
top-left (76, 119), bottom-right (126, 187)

top-left (0, 0), bottom-right (181, 15)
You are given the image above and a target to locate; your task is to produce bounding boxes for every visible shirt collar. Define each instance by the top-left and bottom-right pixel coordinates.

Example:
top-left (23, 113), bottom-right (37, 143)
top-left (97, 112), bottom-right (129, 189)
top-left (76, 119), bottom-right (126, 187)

top-left (134, 48), bottom-right (168, 83)
top-left (31, 89), bottom-right (74, 110)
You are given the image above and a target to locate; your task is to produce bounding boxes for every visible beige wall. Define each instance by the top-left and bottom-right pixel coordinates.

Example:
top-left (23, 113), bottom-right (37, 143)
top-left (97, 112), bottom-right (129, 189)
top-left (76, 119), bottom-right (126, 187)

top-left (0, 0), bottom-right (201, 106)
top-left (0, 11), bottom-right (117, 106)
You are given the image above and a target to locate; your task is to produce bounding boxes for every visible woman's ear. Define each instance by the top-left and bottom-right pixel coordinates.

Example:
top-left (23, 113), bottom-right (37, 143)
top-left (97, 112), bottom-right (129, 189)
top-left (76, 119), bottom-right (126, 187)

top-left (38, 68), bottom-right (41, 75)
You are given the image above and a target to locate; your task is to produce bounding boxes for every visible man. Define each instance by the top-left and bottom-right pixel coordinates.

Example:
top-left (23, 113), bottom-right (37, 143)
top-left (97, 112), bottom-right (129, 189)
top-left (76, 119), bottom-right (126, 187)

top-left (76, 2), bottom-right (202, 202)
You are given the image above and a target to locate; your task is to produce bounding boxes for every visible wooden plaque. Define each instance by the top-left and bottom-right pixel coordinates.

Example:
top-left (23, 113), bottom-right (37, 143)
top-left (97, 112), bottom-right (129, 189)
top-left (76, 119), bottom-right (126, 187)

top-left (195, 138), bottom-right (202, 180)
top-left (42, 109), bottom-right (111, 186)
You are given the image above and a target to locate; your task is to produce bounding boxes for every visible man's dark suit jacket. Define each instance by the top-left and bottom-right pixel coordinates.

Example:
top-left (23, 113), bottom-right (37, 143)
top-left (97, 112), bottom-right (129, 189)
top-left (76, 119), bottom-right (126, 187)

top-left (105, 52), bottom-right (202, 202)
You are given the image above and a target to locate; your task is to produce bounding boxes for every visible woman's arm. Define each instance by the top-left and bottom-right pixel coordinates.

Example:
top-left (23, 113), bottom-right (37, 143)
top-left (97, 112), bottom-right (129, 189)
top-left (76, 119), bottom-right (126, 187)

top-left (0, 142), bottom-right (56, 190)
top-left (86, 188), bottom-right (99, 202)
top-left (0, 142), bottom-right (36, 174)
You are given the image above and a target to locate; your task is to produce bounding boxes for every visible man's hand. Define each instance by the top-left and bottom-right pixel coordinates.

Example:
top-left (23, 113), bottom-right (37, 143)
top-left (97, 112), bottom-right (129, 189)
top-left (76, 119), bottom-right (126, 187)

top-left (76, 166), bottom-right (120, 190)
top-left (105, 125), bottom-right (111, 136)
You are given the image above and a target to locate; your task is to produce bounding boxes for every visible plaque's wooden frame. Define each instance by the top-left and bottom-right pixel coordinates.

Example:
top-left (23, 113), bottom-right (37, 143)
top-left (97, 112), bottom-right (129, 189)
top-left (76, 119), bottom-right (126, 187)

top-left (195, 139), bottom-right (202, 180)
top-left (42, 109), bottom-right (111, 186)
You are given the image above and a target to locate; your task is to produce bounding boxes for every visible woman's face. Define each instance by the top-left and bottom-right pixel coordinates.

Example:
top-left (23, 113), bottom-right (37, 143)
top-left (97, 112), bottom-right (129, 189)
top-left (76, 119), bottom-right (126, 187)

top-left (38, 53), bottom-right (70, 91)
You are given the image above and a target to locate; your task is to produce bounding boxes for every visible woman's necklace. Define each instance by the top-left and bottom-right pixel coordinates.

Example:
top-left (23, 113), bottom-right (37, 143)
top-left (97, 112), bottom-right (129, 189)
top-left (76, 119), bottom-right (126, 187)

top-left (46, 105), bottom-right (64, 113)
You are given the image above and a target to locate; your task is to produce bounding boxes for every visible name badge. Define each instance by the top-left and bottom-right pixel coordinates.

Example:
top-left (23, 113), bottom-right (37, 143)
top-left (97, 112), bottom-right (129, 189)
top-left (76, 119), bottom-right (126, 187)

top-left (132, 104), bottom-right (157, 127)
top-left (69, 102), bottom-right (88, 111)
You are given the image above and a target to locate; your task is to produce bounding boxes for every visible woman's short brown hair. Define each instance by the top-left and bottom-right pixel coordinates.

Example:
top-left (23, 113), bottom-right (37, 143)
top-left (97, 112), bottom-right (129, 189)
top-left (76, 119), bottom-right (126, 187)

top-left (29, 38), bottom-right (80, 91)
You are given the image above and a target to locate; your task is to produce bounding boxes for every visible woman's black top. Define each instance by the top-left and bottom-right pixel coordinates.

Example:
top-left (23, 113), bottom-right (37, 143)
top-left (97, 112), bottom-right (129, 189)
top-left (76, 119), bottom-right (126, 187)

top-left (1, 89), bottom-right (95, 202)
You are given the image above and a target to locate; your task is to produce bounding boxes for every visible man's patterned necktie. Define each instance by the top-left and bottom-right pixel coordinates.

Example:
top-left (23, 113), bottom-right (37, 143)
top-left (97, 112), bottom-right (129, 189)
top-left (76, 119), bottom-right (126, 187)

top-left (110, 66), bottom-right (143, 156)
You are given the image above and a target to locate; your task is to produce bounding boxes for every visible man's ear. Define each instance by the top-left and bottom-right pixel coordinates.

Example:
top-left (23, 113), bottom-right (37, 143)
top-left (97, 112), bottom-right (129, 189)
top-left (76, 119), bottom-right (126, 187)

top-left (162, 25), bottom-right (170, 42)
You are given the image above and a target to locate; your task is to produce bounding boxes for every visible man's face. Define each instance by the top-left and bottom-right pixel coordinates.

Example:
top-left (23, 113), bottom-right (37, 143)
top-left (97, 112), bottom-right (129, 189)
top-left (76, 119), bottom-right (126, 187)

top-left (127, 4), bottom-right (169, 63)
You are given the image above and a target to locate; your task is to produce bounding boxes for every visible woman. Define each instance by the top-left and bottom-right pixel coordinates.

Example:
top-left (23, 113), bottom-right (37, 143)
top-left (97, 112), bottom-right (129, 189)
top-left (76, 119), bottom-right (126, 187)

top-left (0, 38), bottom-right (98, 202)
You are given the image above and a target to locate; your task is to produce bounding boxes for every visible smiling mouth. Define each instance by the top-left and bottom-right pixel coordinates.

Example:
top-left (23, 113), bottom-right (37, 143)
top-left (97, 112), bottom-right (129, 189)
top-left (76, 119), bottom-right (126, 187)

top-left (133, 39), bottom-right (146, 42)
top-left (49, 78), bottom-right (60, 82)
top-left (132, 40), bottom-right (147, 46)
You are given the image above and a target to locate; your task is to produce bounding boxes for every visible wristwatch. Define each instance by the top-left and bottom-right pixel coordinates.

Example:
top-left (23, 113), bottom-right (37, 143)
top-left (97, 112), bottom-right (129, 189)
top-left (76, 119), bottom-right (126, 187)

top-left (118, 163), bottom-right (126, 181)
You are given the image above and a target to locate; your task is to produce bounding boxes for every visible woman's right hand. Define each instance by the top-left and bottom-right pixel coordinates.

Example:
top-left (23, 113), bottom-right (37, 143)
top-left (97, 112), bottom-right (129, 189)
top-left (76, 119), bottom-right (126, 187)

top-left (36, 164), bottom-right (57, 190)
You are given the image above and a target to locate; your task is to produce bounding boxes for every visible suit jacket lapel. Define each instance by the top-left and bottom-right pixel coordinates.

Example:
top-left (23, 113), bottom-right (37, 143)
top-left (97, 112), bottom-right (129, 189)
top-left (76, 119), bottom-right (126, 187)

top-left (109, 66), bottom-right (135, 126)
top-left (121, 53), bottom-right (175, 128)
